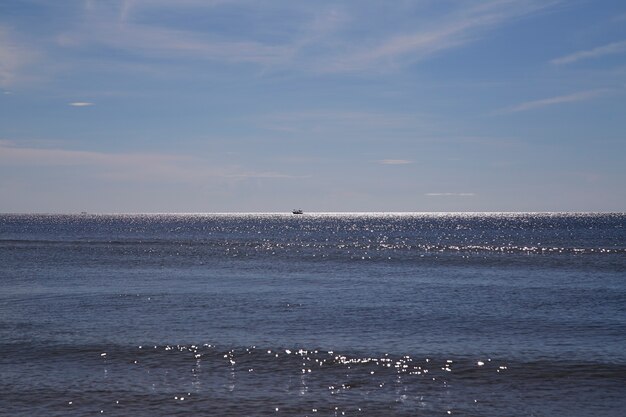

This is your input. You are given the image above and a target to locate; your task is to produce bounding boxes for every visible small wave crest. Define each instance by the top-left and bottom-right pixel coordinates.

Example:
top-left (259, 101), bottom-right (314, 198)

top-left (3, 342), bottom-right (625, 414)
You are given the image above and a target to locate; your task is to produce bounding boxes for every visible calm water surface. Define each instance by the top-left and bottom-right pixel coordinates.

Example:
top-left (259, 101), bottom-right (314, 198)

top-left (1, 213), bottom-right (625, 416)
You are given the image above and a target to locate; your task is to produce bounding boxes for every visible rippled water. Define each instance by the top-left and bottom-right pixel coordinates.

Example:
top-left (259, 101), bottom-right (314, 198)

top-left (1, 213), bottom-right (625, 416)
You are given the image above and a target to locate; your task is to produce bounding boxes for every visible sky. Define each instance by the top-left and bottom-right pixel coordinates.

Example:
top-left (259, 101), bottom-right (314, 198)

top-left (1, 0), bottom-right (625, 213)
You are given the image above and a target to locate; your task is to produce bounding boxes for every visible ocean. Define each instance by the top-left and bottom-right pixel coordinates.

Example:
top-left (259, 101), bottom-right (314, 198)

top-left (1, 212), bottom-right (624, 416)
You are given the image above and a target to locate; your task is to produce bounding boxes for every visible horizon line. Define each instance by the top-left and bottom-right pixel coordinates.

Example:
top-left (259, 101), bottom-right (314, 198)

top-left (1, 211), bottom-right (624, 216)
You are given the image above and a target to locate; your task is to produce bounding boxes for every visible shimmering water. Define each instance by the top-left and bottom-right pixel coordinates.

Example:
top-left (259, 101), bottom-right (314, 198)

top-left (1, 213), bottom-right (625, 416)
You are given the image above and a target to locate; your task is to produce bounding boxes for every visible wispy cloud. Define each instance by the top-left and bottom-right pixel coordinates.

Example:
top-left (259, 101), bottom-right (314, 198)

top-left (0, 140), bottom-right (189, 171)
top-left (551, 40), bottom-right (626, 65)
top-left (323, 0), bottom-right (556, 72)
top-left (257, 110), bottom-right (431, 135)
top-left (0, 0), bottom-right (563, 92)
top-left (0, 141), bottom-right (299, 182)
top-left (498, 89), bottom-right (610, 113)
top-left (53, 0), bottom-right (557, 75)
top-left (118, 0), bottom-right (242, 22)
top-left (425, 193), bottom-right (475, 197)
top-left (69, 101), bottom-right (94, 107)
top-left (0, 27), bottom-right (38, 86)
top-left (58, 23), bottom-right (295, 67)
top-left (56, 1), bottom-right (300, 68)
top-left (221, 172), bottom-right (310, 179)
top-left (111, 0), bottom-right (346, 68)
top-left (378, 159), bottom-right (412, 165)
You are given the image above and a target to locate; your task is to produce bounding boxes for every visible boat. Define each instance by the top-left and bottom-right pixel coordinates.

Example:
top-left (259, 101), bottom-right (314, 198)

top-left (292, 209), bottom-right (303, 215)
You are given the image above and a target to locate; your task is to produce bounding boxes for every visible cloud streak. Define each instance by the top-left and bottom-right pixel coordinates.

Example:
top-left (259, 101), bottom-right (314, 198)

top-left (58, 23), bottom-right (295, 67)
top-left (0, 141), bottom-right (299, 183)
top-left (378, 159), bottom-right (412, 165)
top-left (69, 102), bottom-right (94, 107)
top-left (551, 40), bottom-right (626, 65)
top-left (0, 27), bottom-right (38, 86)
top-left (425, 193), bottom-right (476, 197)
top-left (259, 110), bottom-right (422, 131)
top-left (52, 0), bottom-right (558, 75)
top-left (323, 0), bottom-right (556, 72)
top-left (498, 89), bottom-right (610, 113)
top-left (56, 1), bottom-right (307, 69)
top-left (221, 172), bottom-right (310, 179)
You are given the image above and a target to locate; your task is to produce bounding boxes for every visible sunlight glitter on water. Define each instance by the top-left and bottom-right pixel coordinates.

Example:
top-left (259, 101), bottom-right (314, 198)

top-left (2, 213), bottom-right (625, 416)
top-left (78, 343), bottom-right (519, 416)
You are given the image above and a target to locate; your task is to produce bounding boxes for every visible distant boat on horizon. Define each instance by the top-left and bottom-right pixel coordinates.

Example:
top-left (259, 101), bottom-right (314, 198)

top-left (292, 209), bottom-right (303, 215)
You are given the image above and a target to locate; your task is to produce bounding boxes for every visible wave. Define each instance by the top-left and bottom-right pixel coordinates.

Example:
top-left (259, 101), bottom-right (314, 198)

top-left (1, 238), bottom-right (624, 255)
top-left (4, 341), bottom-right (625, 382)
top-left (3, 342), bottom-right (626, 416)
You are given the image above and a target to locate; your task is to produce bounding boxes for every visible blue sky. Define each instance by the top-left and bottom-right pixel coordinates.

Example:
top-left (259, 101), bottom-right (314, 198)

top-left (1, 0), bottom-right (625, 213)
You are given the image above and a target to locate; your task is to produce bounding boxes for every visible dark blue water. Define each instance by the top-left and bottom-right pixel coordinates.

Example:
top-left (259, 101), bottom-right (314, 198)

top-left (1, 213), bottom-right (625, 416)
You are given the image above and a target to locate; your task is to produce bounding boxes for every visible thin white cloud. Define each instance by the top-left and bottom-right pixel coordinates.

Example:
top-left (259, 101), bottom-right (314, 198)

top-left (60, 24), bottom-right (295, 67)
top-left (257, 110), bottom-right (430, 135)
top-left (0, 27), bottom-right (38, 87)
top-left (54, 0), bottom-right (557, 75)
top-left (110, 1), bottom-right (347, 71)
top-left (57, 2), bottom-right (298, 67)
top-left (498, 89), bottom-right (610, 113)
top-left (119, 0), bottom-right (241, 22)
top-left (0, 140), bottom-right (186, 168)
top-left (426, 193), bottom-right (476, 197)
top-left (69, 102), bottom-right (94, 107)
top-left (551, 40), bottom-right (626, 65)
top-left (378, 159), bottom-right (412, 165)
top-left (0, 141), bottom-right (300, 183)
top-left (323, 0), bottom-right (557, 72)
top-left (221, 172), bottom-right (310, 179)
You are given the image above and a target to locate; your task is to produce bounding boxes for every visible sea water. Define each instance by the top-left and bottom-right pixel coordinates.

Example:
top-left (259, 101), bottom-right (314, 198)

top-left (1, 213), bottom-right (624, 416)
